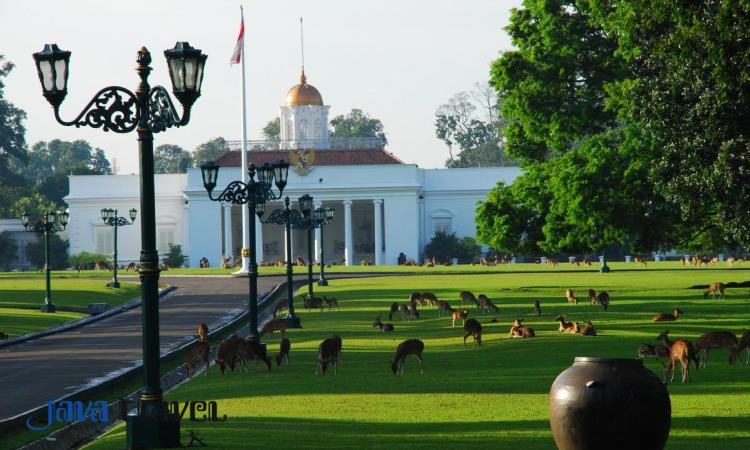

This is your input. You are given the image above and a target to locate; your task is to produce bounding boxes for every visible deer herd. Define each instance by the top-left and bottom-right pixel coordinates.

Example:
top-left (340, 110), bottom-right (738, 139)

top-left (184, 280), bottom-right (748, 385)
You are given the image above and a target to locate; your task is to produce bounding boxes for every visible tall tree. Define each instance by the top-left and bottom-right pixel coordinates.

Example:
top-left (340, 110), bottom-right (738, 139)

top-left (0, 55), bottom-right (28, 187)
top-left (154, 144), bottom-right (193, 174)
top-left (193, 137), bottom-right (228, 165)
top-left (329, 109), bottom-right (387, 144)
top-left (436, 83), bottom-right (513, 168)
top-left (261, 118), bottom-right (280, 141)
top-left (594, 0), bottom-right (750, 248)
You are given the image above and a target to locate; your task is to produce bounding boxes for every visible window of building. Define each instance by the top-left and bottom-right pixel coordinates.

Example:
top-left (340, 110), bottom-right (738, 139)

top-left (314, 119), bottom-right (322, 138)
top-left (95, 228), bottom-right (114, 255)
top-left (157, 228), bottom-right (176, 255)
top-left (299, 119), bottom-right (309, 139)
top-left (430, 209), bottom-right (454, 236)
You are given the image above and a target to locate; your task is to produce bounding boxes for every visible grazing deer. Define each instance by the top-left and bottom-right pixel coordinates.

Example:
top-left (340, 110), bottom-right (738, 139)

top-left (460, 291), bottom-right (478, 308)
top-left (637, 343), bottom-right (670, 360)
top-left (508, 319), bottom-right (535, 338)
top-left (409, 292), bottom-right (422, 306)
top-left (409, 297), bottom-right (420, 319)
top-left (126, 262), bottom-right (138, 271)
top-left (463, 319), bottom-right (483, 348)
top-left (215, 335), bottom-right (245, 374)
top-left (578, 320), bottom-right (597, 336)
top-left (186, 341), bottom-right (210, 377)
top-left (391, 339), bottom-right (425, 375)
top-left (565, 288), bottom-right (578, 305)
top-left (420, 292), bottom-right (438, 306)
top-left (322, 296), bottom-right (339, 310)
top-left (582, 257), bottom-right (591, 267)
top-left (657, 331), bottom-right (698, 383)
top-left (260, 318), bottom-right (288, 337)
top-left (587, 289), bottom-right (598, 305)
top-left (331, 334), bottom-right (343, 364)
top-left (389, 302), bottom-right (399, 321)
top-left (730, 330), bottom-right (750, 365)
top-left (554, 314), bottom-right (579, 333)
top-left (373, 318), bottom-right (395, 332)
top-left (316, 336), bottom-right (342, 375)
top-left (704, 282), bottom-right (726, 299)
top-left (276, 337), bottom-right (291, 367)
top-left (303, 295), bottom-right (324, 310)
top-left (197, 323), bottom-right (208, 343)
top-left (633, 256), bottom-right (647, 266)
top-left (437, 300), bottom-right (454, 317)
top-left (695, 331), bottom-right (737, 367)
top-left (477, 294), bottom-right (499, 313)
top-left (597, 291), bottom-right (610, 311)
top-left (399, 304), bottom-right (412, 321)
top-left (451, 309), bottom-right (469, 327)
top-left (237, 339), bottom-right (272, 372)
top-left (652, 307), bottom-right (683, 322)
top-left (533, 299), bottom-right (542, 316)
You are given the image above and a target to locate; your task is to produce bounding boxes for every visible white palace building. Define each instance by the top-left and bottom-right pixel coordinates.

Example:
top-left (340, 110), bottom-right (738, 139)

top-left (65, 72), bottom-right (521, 267)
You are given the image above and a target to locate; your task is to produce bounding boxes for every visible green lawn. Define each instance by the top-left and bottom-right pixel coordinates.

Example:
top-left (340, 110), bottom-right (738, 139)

top-left (0, 308), bottom-right (85, 338)
top-left (83, 269), bottom-right (750, 450)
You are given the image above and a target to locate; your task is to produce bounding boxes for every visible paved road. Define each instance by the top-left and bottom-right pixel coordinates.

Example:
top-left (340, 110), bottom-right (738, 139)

top-left (0, 275), bottom-right (293, 422)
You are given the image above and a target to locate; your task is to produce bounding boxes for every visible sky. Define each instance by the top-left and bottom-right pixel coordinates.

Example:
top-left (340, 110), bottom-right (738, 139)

top-left (2, 0), bottom-right (522, 174)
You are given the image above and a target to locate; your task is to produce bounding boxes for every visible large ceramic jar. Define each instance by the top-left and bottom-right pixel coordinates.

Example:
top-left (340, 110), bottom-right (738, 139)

top-left (549, 357), bottom-right (671, 450)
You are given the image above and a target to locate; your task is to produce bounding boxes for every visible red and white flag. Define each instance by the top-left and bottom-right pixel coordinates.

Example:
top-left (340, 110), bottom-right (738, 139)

top-left (230, 15), bottom-right (244, 65)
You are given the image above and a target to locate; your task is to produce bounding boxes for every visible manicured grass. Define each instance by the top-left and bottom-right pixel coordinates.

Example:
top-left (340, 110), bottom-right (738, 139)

top-left (0, 308), bottom-right (85, 338)
top-left (83, 269), bottom-right (750, 450)
top-left (0, 278), bottom-right (140, 310)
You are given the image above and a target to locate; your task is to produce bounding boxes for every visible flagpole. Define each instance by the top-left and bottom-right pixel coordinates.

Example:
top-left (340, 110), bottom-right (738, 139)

top-left (237, 4), bottom-right (251, 274)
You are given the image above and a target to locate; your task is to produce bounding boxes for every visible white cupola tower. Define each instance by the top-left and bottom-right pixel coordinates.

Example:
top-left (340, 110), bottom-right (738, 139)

top-left (279, 71), bottom-right (330, 149)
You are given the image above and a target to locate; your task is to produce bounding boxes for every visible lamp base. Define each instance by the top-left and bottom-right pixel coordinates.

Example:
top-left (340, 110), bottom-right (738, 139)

top-left (126, 410), bottom-right (181, 449)
top-left (40, 303), bottom-right (56, 313)
top-left (317, 279), bottom-right (329, 286)
top-left (107, 281), bottom-right (121, 288)
top-left (599, 265), bottom-right (611, 273)
top-left (284, 315), bottom-right (302, 329)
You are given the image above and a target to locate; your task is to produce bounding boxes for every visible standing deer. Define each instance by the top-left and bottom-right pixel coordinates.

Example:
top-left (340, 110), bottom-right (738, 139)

top-left (276, 337), bottom-right (291, 367)
top-left (409, 292), bottom-right (422, 306)
top-left (237, 339), bottom-right (272, 372)
top-left (389, 302), bottom-right (399, 321)
top-left (420, 292), bottom-right (438, 306)
top-left (463, 318), bottom-right (483, 348)
top-left (399, 304), bottom-right (412, 321)
top-left (657, 331), bottom-right (698, 383)
top-left (554, 314), bottom-right (579, 333)
top-left (391, 339), bottom-right (425, 375)
top-left (695, 331), bottom-right (737, 367)
top-left (565, 288), bottom-right (578, 305)
top-left (197, 323), bottom-right (208, 343)
top-left (730, 330), bottom-right (750, 365)
top-left (587, 289), bottom-right (598, 305)
top-left (437, 300), bottom-right (454, 317)
top-left (477, 294), bottom-right (499, 313)
top-left (508, 319), bottom-right (535, 338)
top-left (533, 299), bottom-right (542, 316)
top-left (460, 291), bottom-right (478, 308)
top-left (652, 307), bottom-right (683, 322)
top-left (322, 296), bottom-right (339, 310)
top-left (451, 309), bottom-right (469, 327)
top-left (597, 291), bottom-right (610, 311)
top-left (409, 296), bottom-right (420, 319)
top-left (316, 336), bottom-right (342, 375)
top-left (373, 318), bottom-right (395, 332)
top-left (260, 318), bottom-right (288, 337)
top-left (704, 282), bottom-right (726, 299)
top-left (186, 341), bottom-right (210, 377)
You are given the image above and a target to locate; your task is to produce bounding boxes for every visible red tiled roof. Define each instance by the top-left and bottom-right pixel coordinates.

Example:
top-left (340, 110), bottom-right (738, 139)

top-left (213, 149), bottom-right (404, 167)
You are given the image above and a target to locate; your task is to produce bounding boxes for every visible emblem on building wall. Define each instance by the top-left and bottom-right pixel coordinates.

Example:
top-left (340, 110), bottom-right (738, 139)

top-left (289, 149), bottom-right (315, 176)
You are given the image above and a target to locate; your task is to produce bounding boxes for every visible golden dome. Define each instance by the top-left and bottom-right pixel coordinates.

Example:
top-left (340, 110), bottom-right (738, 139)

top-left (286, 71), bottom-right (323, 106)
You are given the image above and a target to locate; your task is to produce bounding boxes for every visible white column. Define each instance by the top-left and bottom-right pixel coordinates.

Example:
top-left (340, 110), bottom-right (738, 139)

top-left (344, 200), bottom-right (353, 266)
top-left (373, 199), bottom-right (383, 265)
top-left (223, 203), bottom-right (234, 259)
top-left (255, 215), bottom-right (263, 264)
top-left (314, 201), bottom-right (322, 263)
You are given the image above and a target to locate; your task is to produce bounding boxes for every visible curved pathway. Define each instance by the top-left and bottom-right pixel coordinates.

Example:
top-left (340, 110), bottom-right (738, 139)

top-left (0, 274), bottom-right (340, 423)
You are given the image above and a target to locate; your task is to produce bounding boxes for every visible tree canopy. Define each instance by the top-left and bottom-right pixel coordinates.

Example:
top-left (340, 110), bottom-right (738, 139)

top-left (261, 118), bottom-right (280, 141)
top-left (0, 55), bottom-right (28, 187)
top-left (154, 144), bottom-right (193, 174)
top-left (193, 137), bottom-right (228, 165)
top-left (329, 109), bottom-right (387, 144)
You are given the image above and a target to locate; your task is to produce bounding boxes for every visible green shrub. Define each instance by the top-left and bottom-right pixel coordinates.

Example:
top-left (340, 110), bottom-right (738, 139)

top-left (163, 243), bottom-right (185, 268)
top-left (0, 232), bottom-right (16, 271)
top-left (423, 231), bottom-right (481, 263)
top-left (25, 234), bottom-right (69, 269)
top-left (68, 251), bottom-right (111, 270)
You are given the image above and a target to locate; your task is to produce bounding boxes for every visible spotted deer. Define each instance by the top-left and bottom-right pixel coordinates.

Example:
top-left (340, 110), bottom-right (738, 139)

top-left (565, 288), bottom-right (578, 305)
top-left (215, 335), bottom-right (245, 374)
top-left (695, 331), bottom-right (737, 367)
top-left (730, 330), bottom-right (750, 365)
top-left (533, 299), bottom-right (542, 316)
top-left (652, 307), bottom-right (683, 322)
top-left (260, 318), bottom-right (288, 337)
top-left (451, 309), bottom-right (469, 327)
top-left (322, 296), bottom-right (339, 310)
top-left (587, 289), bottom-right (597, 305)
top-left (399, 304), bottom-right (412, 321)
top-left (420, 292), bottom-right (438, 307)
top-left (477, 294), bottom-right (499, 313)
top-left (463, 318), bottom-right (483, 348)
top-left (186, 341), bottom-right (210, 377)
top-left (460, 291), bottom-right (478, 308)
top-left (276, 337), bottom-right (291, 367)
top-left (578, 320), bottom-right (597, 336)
top-left (508, 319), bottom-right (535, 338)
top-left (197, 323), bottom-right (208, 343)
top-left (389, 302), bottom-right (399, 321)
top-left (437, 300), bottom-right (454, 317)
top-left (637, 343), bottom-right (670, 360)
top-left (704, 282), bottom-right (726, 299)
top-left (316, 336), bottom-right (342, 375)
top-left (554, 314), bottom-right (579, 333)
top-left (657, 331), bottom-right (698, 383)
top-left (373, 317), bottom-right (395, 332)
top-left (391, 339), bottom-right (425, 375)
top-left (597, 291), bottom-right (610, 311)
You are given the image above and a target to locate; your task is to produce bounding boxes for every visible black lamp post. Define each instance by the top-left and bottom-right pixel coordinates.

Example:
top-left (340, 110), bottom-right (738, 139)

top-left (21, 210), bottom-right (69, 312)
top-left (33, 42), bottom-right (206, 449)
top-left (290, 195), bottom-right (334, 300)
top-left (316, 207), bottom-right (335, 286)
top-left (200, 159), bottom-right (289, 341)
top-left (101, 208), bottom-right (137, 288)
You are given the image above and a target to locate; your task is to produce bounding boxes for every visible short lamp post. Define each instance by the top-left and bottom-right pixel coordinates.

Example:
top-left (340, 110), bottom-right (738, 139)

top-left (101, 208), bottom-right (137, 288)
top-left (33, 42), bottom-right (207, 449)
top-left (21, 210), bottom-right (69, 312)
top-left (291, 195), bottom-right (335, 300)
top-left (200, 159), bottom-right (289, 342)
top-left (316, 206), bottom-right (335, 286)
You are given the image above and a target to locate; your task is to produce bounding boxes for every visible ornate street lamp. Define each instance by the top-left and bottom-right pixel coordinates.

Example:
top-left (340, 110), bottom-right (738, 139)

top-left (200, 159), bottom-right (289, 341)
top-left (289, 195), bottom-right (334, 300)
top-left (316, 207), bottom-right (336, 286)
top-left (33, 42), bottom-right (206, 449)
top-left (101, 208), bottom-right (137, 288)
top-left (262, 196), bottom-right (305, 328)
top-left (21, 210), bottom-right (69, 312)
